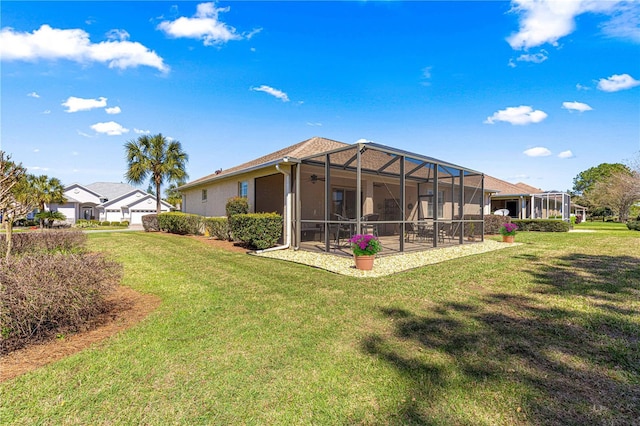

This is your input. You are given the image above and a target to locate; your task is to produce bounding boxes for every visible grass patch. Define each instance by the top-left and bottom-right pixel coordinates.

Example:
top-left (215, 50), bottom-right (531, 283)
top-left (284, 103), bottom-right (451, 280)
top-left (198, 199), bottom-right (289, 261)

top-left (1, 229), bottom-right (638, 425)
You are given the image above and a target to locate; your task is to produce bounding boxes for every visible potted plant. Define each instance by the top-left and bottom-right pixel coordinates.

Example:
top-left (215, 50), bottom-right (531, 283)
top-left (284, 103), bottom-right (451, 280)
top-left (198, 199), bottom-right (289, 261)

top-left (348, 234), bottom-right (382, 270)
top-left (499, 222), bottom-right (518, 243)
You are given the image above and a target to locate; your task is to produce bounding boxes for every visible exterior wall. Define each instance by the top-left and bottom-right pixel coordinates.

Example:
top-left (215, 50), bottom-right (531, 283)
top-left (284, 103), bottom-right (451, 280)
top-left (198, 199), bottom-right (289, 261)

top-left (55, 203), bottom-right (77, 224)
top-left (65, 185), bottom-right (101, 204)
top-left (183, 168), bottom-right (291, 217)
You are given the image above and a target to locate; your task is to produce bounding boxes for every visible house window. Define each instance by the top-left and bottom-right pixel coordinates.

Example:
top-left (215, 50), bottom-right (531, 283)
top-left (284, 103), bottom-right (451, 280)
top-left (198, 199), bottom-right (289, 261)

top-left (201, 189), bottom-right (207, 202)
top-left (427, 190), bottom-right (444, 218)
top-left (238, 181), bottom-right (248, 198)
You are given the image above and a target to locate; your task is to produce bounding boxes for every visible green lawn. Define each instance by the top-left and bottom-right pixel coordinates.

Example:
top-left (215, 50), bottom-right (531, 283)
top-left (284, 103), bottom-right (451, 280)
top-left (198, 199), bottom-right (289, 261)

top-left (1, 225), bottom-right (639, 425)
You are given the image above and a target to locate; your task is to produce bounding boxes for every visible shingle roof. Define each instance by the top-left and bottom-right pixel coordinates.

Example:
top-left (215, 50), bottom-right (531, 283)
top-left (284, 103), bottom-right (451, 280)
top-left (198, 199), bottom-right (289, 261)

top-left (181, 136), bottom-right (349, 189)
top-left (484, 175), bottom-right (544, 196)
top-left (85, 182), bottom-right (139, 201)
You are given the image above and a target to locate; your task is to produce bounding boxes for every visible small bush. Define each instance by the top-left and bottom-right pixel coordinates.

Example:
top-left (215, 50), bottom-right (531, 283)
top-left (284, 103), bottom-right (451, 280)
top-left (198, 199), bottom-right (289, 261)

top-left (0, 230), bottom-right (87, 256)
top-left (230, 213), bottom-right (282, 249)
top-left (0, 252), bottom-right (122, 354)
top-left (158, 212), bottom-right (203, 235)
top-left (142, 214), bottom-right (159, 232)
top-left (203, 217), bottom-right (231, 240)
top-left (110, 221), bottom-right (121, 227)
top-left (512, 219), bottom-right (570, 232)
top-left (226, 197), bottom-right (249, 217)
top-left (627, 221), bottom-right (640, 231)
top-left (74, 219), bottom-right (97, 229)
top-left (120, 221), bottom-right (129, 227)
top-left (99, 221), bottom-right (111, 226)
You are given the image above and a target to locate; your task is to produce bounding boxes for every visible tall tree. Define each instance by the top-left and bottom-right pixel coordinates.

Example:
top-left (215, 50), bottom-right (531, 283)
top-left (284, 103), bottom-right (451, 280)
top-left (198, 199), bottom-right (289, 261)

top-left (28, 174), bottom-right (66, 228)
top-left (124, 134), bottom-right (188, 214)
top-left (586, 170), bottom-right (640, 222)
top-left (572, 163), bottom-right (631, 195)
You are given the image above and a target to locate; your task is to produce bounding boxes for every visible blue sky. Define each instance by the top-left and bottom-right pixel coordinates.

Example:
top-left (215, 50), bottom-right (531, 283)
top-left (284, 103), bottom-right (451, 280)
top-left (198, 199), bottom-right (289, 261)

top-left (1, 0), bottom-right (639, 193)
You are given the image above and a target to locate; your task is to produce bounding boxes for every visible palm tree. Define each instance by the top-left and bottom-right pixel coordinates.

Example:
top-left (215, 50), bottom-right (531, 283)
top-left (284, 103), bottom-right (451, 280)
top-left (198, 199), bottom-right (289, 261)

top-left (164, 181), bottom-right (185, 210)
top-left (28, 174), bottom-right (66, 228)
top-left (124, 134), bottom-right (189, 214)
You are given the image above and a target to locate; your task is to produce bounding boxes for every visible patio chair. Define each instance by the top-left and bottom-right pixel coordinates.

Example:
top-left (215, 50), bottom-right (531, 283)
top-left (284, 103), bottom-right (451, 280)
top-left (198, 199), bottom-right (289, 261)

top-left (332, 213), bottom-right (353, 247)
top-left (361, 213), bottom-right (379, 236)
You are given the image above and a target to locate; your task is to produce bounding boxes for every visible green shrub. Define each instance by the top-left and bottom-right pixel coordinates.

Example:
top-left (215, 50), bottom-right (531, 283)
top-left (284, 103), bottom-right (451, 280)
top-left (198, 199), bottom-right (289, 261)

top-left (229, 213), bottom-right (282, 249)
top-left (158, 212), bottom-right (203, 235)
top-left (512, 219), bottom-right (570, 232)
top-left (226, 196), bottom-right (249, 217)
top-left (110, 221), bottom-right (121, 227)
top-left (99, 221), bottom-right (111, 226)
top-left (142, 214), bottom-right (159, 232)
top-left (120, 221), bottom-right (129, 227)
top-left (626, 221), bottom-right (640, 231)
top-left (74, 219), bottom-right (98, 229)
top-left (0, 252), bottom-right (122, 354)
top-left (203, 217), bottom-right (231, 240)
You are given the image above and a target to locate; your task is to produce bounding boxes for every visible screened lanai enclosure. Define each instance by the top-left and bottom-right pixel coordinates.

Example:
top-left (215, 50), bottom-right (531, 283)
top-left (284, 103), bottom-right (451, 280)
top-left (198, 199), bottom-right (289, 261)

top-left (292, 142), bottom-right (484, 256)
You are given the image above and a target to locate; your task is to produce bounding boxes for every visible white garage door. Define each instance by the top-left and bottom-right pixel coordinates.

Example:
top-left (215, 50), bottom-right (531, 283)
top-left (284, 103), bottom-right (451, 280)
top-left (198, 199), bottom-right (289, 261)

top-left (130, 210), bottom-right (156, 225)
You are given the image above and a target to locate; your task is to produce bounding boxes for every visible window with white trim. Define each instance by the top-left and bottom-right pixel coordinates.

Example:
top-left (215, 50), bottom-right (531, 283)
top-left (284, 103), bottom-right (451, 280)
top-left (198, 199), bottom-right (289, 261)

top-left (238, 181), bottom-right (248, 198)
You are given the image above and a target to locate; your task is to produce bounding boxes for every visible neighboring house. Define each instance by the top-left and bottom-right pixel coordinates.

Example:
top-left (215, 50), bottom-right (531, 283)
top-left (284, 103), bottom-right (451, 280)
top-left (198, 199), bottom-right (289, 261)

top-left (483, 175), bottom-right (574, 221)
top-left (48, 182), bottom-right (173, 225)
top-left (179, 136), bottom-right (486, 254)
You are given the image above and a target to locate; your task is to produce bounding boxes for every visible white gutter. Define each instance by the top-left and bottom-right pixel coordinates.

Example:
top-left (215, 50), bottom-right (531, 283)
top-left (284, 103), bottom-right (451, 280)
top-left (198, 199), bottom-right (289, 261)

top-left (256, 160), bottom-right (292, 253)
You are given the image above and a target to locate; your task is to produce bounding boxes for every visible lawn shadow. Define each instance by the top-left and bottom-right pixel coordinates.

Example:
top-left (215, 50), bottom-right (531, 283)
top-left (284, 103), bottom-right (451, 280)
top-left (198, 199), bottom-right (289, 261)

top-left (361, 253), bottom-right (640, 424)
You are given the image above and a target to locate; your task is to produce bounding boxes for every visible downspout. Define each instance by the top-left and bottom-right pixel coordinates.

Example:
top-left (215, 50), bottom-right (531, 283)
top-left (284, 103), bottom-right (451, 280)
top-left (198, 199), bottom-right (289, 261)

top-left (256, 160), bottom-right (292, 253)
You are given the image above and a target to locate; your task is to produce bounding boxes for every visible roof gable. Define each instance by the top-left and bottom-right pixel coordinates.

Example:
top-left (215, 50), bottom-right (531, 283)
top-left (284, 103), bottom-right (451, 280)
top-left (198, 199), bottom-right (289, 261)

top-left (85, 182), bottom-right (139, 201)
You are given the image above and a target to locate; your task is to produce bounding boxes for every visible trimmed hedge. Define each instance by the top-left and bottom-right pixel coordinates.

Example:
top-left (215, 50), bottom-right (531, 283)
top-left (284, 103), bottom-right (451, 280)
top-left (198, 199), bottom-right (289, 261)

top-left (203, 217), bottom-right (231, 240)
top-left (484, 215), bottom-right (511, 235)
top-left (142, 214), bottom-right (160, 232)
top-left (230, 213), bottom-right (283, 249)
top-left (158, 212), bottom-right (203, 235)
top-left (512, 219), bottom-right (570, 232)
top-left (627, 221), bottom-right (640, 231)
top-left (226, 197), bottom-right (249, 217)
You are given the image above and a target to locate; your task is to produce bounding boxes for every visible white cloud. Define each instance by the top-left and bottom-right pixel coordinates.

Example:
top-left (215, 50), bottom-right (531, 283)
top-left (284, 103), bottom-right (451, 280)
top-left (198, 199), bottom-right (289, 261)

top-left (516, 50), bottom-right (548, 64)
top-left (562, 101), bottom-right (593, 112)
top-left (599, 2), bottom-right (640, 42)
top-left (0, 24), bottom-right (168, 72)
top-left (42, 110), bottom-right (51, 114)
top-left (523, 147), bottom-right (552, 157)
top-left (105, 29), bottom-right (130, 41)
top-left (26, 166), bottom-right (49, 171)
top-left (597, 73), bottom-right (640, 92)
top-left (421, 66), bottom-right (433, 85)
top-left (484, 105), bottom-right (548, 125)
top-left (157, 2), bottom-right (243, 46)
top-left (506, 0), bottom-right (625, 50)
top-left (576, 83), bottom-right (590, 91)
top-left (134, 128), bottom-right (151, 134)
top-left (306, 122), bottom-right (322, 127)
top-left (250, 85), bottom-right (289, 102)
top-left (105, 106), bottom-right (121, 114)
top-left (33, 148), bottom-right (40, 153)
top-left (62, 96), bottom-right (107, 113)
top-left (558, 150), bottom-right (574, 158)
top-left (27, 91), bottom-right (40, 98)
top-left (77, 130), bottom-right (93, 138)
top-left (90, 121), bottom-right (129, 136)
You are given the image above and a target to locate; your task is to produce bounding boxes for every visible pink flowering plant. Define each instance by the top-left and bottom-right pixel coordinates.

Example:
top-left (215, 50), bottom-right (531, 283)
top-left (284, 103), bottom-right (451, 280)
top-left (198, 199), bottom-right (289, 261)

top-left (348, 234), bottom-right (382, 256)
top-left (499, 222), bottom-right (518, 236)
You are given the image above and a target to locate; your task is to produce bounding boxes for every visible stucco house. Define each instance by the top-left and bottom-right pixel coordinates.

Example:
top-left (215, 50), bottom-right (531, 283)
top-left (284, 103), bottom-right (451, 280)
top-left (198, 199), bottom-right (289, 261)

top-left (179, 137), bottom-right (486, 255)
top-left (483, 176), bottom-right (576, 221)
top-left (49, 182), bottom-right (173, 225)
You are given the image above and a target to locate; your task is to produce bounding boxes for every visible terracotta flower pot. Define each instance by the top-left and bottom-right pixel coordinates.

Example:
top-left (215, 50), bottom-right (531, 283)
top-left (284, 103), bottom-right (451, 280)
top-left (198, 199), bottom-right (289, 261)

top-left (502, 235), bottom-right (515, 243)
top-left (354, 254), bottom-right (375, 270)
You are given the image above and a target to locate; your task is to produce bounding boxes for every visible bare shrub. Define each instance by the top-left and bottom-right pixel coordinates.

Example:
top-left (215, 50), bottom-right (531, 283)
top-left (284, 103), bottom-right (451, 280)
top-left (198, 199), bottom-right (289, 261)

top-left (0, 230), bottom-right (87, 256)
top-left (0, 252), bottom-right (122, 354)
